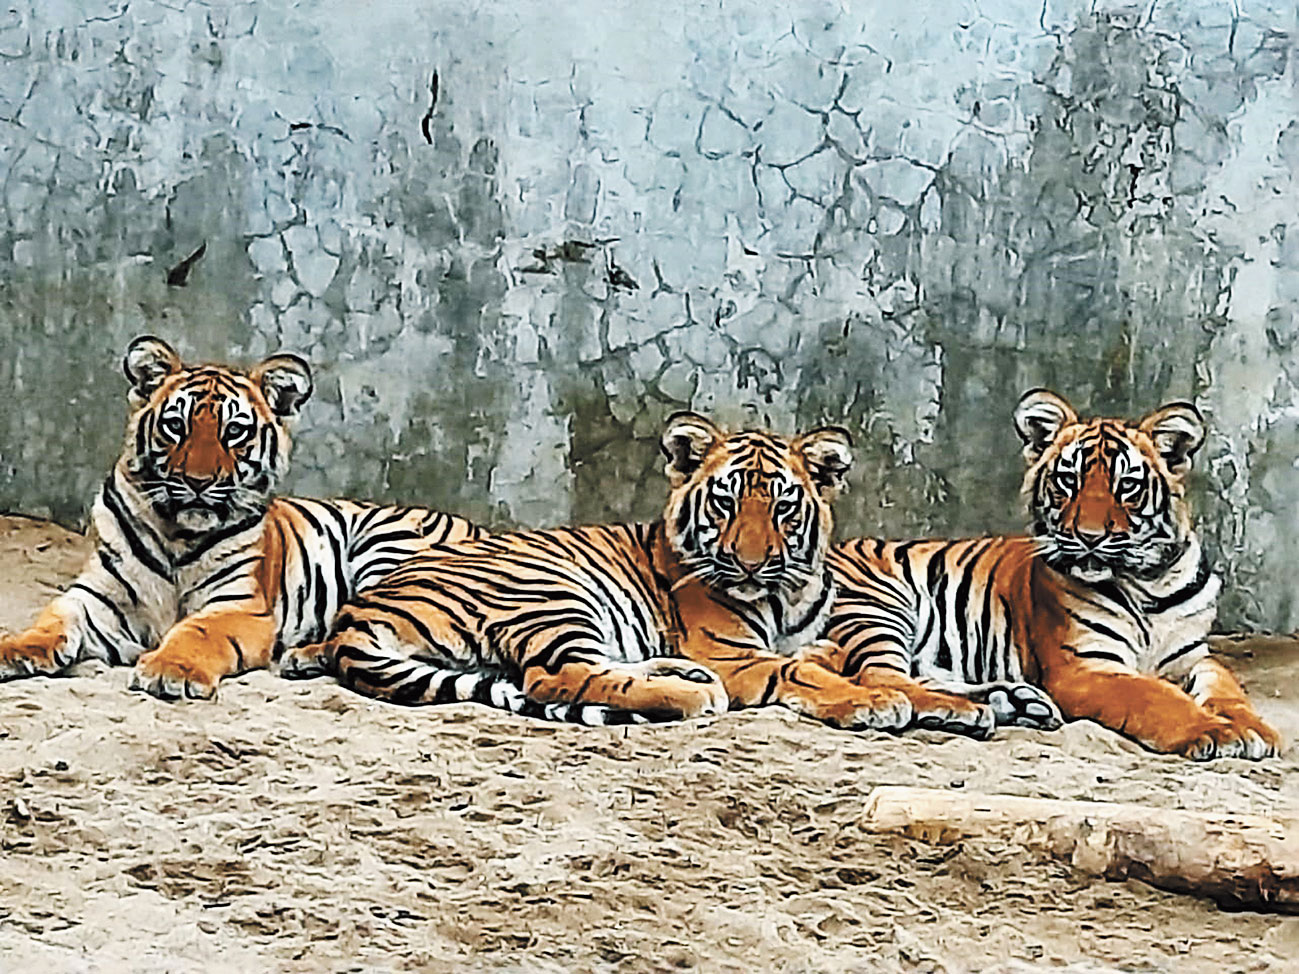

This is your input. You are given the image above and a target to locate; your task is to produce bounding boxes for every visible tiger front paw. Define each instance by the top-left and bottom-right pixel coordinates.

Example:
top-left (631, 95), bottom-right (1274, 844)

top-left (279, 642), bottom-right (332, 680)
top-left (1163, 712), bottom-right (1278, 762)
top-left (910, 696), bottom-right (997, 740)
top-left (129, 648), bottom-right (221, 701)
top-left (822, 686), bottom-right (914, 732)
top-left (1194, 704), bottom-right (1283, 761)
top-left (638, 657), bottom-right (729, 719)
top-left (0, 628), bottom-right (70, 680)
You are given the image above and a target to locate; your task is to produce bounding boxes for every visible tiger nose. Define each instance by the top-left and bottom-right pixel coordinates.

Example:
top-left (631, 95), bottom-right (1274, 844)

top-left (1073, 525), bottom-right (1107, 545)
top-left (182, 474), bottom-right (215, 493)
top-left (734, 549), bottom-right (770, 573)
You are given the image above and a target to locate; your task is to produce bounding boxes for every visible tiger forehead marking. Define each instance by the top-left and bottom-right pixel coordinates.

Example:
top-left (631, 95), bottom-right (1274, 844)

top-left (155, 373), bottom-right (266, 482)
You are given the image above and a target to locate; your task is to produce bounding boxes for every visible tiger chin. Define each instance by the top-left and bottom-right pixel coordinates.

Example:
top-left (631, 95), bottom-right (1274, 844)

top-left (283, 411), bottom-right (994, 735)
top-left (0, 336), bottom-right (480, 700)
top-left (825, 389), bottom-right (1281, 761)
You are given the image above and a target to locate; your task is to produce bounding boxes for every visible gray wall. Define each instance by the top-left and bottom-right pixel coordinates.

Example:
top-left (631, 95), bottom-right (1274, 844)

top-left (1, 1), bottom-right (1297, 630)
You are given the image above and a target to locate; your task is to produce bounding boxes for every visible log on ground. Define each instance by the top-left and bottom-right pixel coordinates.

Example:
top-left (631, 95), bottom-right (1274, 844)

top-left (861, 786), bottom-right (1299, 913)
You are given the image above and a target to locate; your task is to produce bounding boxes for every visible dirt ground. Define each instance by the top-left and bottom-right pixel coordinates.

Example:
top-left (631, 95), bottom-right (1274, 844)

top-left (0, 515), bottom-right (1297, 974)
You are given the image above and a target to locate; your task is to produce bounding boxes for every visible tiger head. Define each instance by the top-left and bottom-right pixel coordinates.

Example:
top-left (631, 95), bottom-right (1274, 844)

top-left (119, 336), bottom-right (313, 537)
top-left (659, 412), bottom-right (853, 602)
top-left (1014, 388), bottom-right (1205, 583)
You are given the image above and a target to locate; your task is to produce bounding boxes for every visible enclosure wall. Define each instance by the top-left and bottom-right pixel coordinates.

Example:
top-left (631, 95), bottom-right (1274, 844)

top-left (1, 1), bottom-right (1297, 629)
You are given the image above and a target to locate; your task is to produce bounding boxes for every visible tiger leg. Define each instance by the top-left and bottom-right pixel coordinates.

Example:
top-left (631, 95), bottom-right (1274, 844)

top-left (0, 594), bottom-right (150, 680)
top-left (800, 640), bottom-right (995, 738)
top-left (520, 654), bottom-right (728, 721)
top-left (682, 638), bottom-right (912, 731)
top-left (286, 610), bottom-right (728, 724)
top-left (1181, 657), bottom-right (1281, 759)
top-left (481, 596), bottom-right (728, 721)
top-left (283, 599), bottom-right (501, 705)
top-left (1040, 656), bottom-right (1244, 760)
top-left (1, 539), bottom-right (161, 679)
top-left (130, 602), bottom-right (275, 700)
top-left (915, 678), bottom-right (1063, 730)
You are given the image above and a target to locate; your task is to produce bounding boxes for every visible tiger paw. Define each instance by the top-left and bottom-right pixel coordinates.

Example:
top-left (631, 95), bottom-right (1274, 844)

top-left (129, 648), bottom-right (220, 701)
top-left (1195, 706), bottom-right (1283, 761)
top-left (0, 629), bottom-right (69, 680)
top-left (279, 643), bottom-right (332, 680)
top-left (822, 687), bottom-right (913, 732)
top-left (969, 682), bottom-right (1064, 731)
top-left (1165, 713), bottom-right (1274, 762)
top-left (911, 698), bottom-right (997, 740)
top-left (637, 658), bottom-right (729, 719)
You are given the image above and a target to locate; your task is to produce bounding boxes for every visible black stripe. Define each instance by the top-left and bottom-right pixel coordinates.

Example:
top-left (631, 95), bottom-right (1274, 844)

top-left (700, 628), bottom-right (763, 651)
top-left (68, 582), bottom-right (136, 643)
top-left (199, 592), bottom-right (259, 607)
top-left (173, 513), bottom-right (263, 568)
top-left (189, 553), bottom-right (260, 597)
top-left (997, 595), bottom-right (1014, 681)
top-left (952, 542), bottom-right (985, 679)
top-left (894, 542), bottom-right (920, 599)
top-left (1143, 557), bottom-right (1211, 615)
top-left (1065, 606), bottom-right (1129, 647)
top-left (101, 476), bottom-right (173, 581)
top-left (227, 636), bottom-right (246, 672)
top-left (394, 667), bottom-right (437, 704)
top-left (929, 553), bottom-right (951, 671)
top-left (1158, 639), bottom-right (1205, 669)
top-left (1072, 647), bottom-right (1128, 665)
top-left (97, 547), bottom-right (141, 606)
top-left (82, 613), bottom-right (124, 667)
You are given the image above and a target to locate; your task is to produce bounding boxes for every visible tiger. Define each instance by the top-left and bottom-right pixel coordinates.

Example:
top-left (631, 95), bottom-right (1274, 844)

top-left (0, 336), bottom-right (482, 699)
top-left (282, 411), bottom-right (1000, 732)
top-left (818, 388), bottom-right (1282, 760)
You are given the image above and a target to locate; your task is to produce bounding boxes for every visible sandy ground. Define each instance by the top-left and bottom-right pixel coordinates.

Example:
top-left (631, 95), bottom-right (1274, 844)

top-left (0, 515), bottom-right (1297, 974)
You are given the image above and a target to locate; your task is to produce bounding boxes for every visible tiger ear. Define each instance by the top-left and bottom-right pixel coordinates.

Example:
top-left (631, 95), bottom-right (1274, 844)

top-left (661, 411), bottom-right (720, 485)
top-left (123, 335), bottom-right (181, 401)
top-left (795, 426), bottom-right (854, 498)
top-left (1014, 388), bottom-right (1077, 461)
top-left (252, 353), bottom-right (313, 418)
top-left (1139, 401), bottom-right (1204, 477)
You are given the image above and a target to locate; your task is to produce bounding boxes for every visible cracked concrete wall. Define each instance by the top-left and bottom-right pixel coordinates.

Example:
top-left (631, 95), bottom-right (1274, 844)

top-left (1, 1), bottom-right (1298, 630)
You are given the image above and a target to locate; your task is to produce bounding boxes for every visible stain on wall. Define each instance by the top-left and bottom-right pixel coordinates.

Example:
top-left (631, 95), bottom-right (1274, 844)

top-left (0, 1), bottom-right (1296, 630)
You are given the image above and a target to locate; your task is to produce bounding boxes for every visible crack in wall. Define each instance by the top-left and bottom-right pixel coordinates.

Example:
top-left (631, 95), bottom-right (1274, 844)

top-left (1, 1), bottom-right (1297, 628)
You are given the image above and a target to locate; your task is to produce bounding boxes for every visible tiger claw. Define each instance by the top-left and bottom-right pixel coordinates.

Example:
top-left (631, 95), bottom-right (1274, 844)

top-left (130, 651), bottom-right (219, 701)
top-left (0, 630), bottom-right (70, 680)
top-left (830, 688), bottom-right (913, 732)
top-left (913, 701), bottom-right (997, 740)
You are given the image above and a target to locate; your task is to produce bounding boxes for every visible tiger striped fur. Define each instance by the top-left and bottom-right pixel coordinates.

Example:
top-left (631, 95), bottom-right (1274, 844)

top-left (0, 336), bottom-right (481, 699)
top-left (284, 412), bottom-right (995, 733)
top-left (822, 389), bottom-right (1281, 760)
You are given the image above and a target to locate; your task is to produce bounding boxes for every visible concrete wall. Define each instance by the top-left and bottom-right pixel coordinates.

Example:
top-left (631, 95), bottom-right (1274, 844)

top-left (1, 1), bottom-right (1297, 630)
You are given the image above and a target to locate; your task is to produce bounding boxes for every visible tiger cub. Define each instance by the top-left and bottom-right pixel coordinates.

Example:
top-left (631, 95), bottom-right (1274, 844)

top-left (0, 336), bottom-right (481, 699)
top-left (821, 389), bottom-right (1280, 760)
top-left (284, 412), bottom-right (997, 732)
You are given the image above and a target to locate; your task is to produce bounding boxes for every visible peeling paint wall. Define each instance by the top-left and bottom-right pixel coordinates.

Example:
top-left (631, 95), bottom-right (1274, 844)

top-left (1, 1), bottom-right (1297, 630)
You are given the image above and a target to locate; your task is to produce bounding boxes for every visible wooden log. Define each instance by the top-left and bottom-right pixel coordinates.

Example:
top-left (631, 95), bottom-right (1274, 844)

top-left (861, 786), bottom-right (1299, 913)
